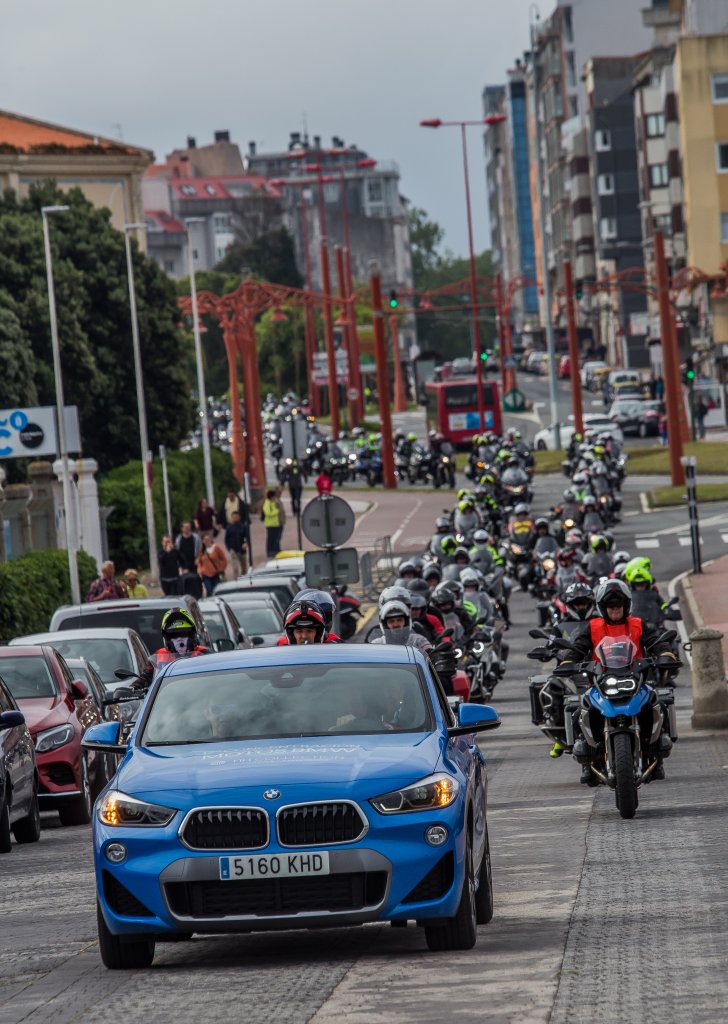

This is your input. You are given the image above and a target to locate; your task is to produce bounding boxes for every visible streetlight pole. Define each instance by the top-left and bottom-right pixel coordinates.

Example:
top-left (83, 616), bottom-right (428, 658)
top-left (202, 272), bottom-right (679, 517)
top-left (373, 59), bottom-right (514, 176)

top-left (420, 116), bottom-right (505, 431)
top-left (185, 218), bottom-right (215, 505)
top-left (41, 205), bottom-right (80, 604)
top-left (124, 222), bottom-right (158, 580)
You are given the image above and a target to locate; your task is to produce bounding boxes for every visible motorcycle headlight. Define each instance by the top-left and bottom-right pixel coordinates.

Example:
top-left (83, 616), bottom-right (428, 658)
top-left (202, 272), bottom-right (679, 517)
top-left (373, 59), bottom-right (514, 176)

top-left (543, 558), bottom-right (556, 572)
top-left (442, 457), bottom-right (450, 464)
top-left (564, 518), bottom-right (575, 528)
top-left (370, 773), bottom-right (459, 814)
top-left (35, 723), bottom-right (75, 753)
top-left (98, 789), bottom-right (178, 827)
top-left (599, 495), bottom-right (608, 504)
top-left (454, 648), bottom-right (463, 659)
top-left (603, 676), bottom-right (637, 697)
top-left (472, 641), bottom-right (485, 655)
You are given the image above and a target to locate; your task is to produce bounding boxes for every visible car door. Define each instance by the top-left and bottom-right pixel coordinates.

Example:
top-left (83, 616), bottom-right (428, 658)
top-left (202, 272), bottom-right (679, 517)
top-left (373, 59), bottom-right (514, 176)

top-left (0, 677), bottom-right (34, 810)
top-left (130, 634), bottom-right (151, 676)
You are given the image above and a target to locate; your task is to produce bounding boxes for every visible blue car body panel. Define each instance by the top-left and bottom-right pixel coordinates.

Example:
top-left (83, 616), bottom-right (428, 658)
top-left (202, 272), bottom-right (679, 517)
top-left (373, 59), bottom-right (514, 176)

top-left (91, 645), bottom-right (494, 938)
top-left (586, 684), bottom-right (651, 718)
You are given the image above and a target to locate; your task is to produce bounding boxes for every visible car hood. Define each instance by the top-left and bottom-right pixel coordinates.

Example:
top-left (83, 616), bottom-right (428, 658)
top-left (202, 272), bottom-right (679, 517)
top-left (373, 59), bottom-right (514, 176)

top-left (118, 732), bottom-right (443, 805)
top-left (16, 697), bottom-right (68, 736)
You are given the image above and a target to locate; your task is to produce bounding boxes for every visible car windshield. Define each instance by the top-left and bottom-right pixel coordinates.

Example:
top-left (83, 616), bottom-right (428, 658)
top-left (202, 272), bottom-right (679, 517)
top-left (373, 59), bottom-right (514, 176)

top-left (594, 636), bottom-right (638, 670)
top-left (1, 656), bottom-right (58, 699)
top-left (227, 605), bottom-right (281, 636)
top-left (201, 609), bottom-right (228, 642)
top-left (58, 609), bottom-right (166, 651)
top-left (44, 639), bottom-right (133, 685)
top-left (142, 664), bottom-right (432, 744)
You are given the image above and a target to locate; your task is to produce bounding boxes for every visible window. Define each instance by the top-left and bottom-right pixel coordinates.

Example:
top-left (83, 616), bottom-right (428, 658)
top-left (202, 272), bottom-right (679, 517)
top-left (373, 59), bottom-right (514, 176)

top-left (323, 182), bottom-right (339, 204)
top-left (595, 129), bottom-right (611, 152)
top-left (192, 248), bottom-right (199, 261)
top-left (566, 51), bottom-right (576, 89)
top-left (597, 173), bottom-right (614, 195)
top-left (213, 213), bottom-right (232, 232)
top-left (646, 113), bottom-right (665, 137)
top-left (600, 217), bottom-right (617, 241)
top-left (653, 213), bottom-right (672, 236)
top-left (164, 259), bottom-right (175, 274)
top-left (649, 163), bottom-right (669, 187)
top-left (721, 213), bottom-right (728, 244)
top-left (367, 179), bottom-right (383, 204)
top-left (717, 143), bottom-right (728, 172)
top-left (712, 74), bottom-right (728, 103)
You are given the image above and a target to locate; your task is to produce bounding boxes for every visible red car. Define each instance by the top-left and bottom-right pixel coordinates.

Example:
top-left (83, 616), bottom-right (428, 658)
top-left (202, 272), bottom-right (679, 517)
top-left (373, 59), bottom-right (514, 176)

top-left (0, 646), bottom-right (106, 826)
top-left (558, 355), bottom-right (570, 379)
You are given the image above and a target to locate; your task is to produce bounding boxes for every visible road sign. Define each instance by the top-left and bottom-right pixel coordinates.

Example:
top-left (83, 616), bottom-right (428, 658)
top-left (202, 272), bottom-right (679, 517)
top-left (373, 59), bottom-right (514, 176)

top-left (304, 547), bottom-right (360, 587)
top-left (502, 388), bottom-right (528, 413)
top-left (312, 351), bottom-right (349, 385)
top-left (279, 416), bottom-right (308, 463)
top-left (347, 388), bottom-right (359, 401)
top-left (301, 495), bottom-right (355, 548)
top-left (0, 406), bottom-right (81, 459)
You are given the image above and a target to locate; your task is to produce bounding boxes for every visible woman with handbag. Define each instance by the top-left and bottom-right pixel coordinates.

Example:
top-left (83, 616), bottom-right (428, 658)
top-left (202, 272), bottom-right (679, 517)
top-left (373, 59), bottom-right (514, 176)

top-left (197, 531), bottom-right (228, 595)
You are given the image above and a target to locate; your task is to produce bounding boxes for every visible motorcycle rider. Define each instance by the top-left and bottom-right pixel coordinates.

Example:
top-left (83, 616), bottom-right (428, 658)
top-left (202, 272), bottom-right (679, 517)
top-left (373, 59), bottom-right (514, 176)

top-left (453, 495), bottom-right (481, 541)
top-left (430, 581), bottom-right (476, 641)
top-left (280, 600), bottom-right (338, 645)
top-left (625, 563), bottom-right (671, 628)
top-left (469, 528), bottom-right (504, 573)
top-left (138, 608), bottom-right (209, 688)
top-left (370, 598), bottom-right (431, 652)
top-left (277, 591), bottom-right (342, 645)
top-left (581, 533), bottom-right (614, 581)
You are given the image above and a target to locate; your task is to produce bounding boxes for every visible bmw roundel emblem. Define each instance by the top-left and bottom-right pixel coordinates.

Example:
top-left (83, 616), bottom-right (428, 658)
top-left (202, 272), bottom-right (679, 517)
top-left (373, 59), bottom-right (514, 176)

top-left (263, 789), bottom-right (281, 801)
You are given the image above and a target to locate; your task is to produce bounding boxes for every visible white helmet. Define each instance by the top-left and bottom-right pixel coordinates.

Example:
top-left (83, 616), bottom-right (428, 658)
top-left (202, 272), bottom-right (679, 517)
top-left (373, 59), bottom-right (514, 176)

top-left (378, 585), bottom-right (412, 610)
top-left (379, 600), bottom-right (412, 645)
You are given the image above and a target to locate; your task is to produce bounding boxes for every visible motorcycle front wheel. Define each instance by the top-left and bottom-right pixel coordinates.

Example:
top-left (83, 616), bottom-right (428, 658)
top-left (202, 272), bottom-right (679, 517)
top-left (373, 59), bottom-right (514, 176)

top-left (613, 731), bottom-right (638, 819)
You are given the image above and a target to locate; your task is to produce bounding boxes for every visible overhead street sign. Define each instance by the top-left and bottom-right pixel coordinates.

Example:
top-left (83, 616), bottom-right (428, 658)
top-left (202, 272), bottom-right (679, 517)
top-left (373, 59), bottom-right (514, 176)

top-left (301, 495), bottom-right (355, 548)
top-left (304, 547), bottom-right (360, 587)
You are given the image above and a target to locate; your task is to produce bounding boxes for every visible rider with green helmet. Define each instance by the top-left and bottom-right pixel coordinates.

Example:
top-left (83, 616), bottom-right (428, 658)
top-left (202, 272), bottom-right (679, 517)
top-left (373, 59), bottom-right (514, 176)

top-left (137, 608), bottom-right (210, 688)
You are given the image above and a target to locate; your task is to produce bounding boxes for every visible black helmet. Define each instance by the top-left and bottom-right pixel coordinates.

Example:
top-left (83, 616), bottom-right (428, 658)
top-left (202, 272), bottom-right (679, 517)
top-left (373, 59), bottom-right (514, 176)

top-left (398, 560), bottom-right (417, 580)
top-left (406, 578), bottom-right (431, 597)
top-left (430, 583), bottom-right (456, 611)
top-left (423, 563), bottom-right (442, 585)
top-left (535, 517), bottom-right (549, 532)
top-left (161, 608), bottom-right (199, 655)
top-left (564, 582), bottom-right (595, 621)
top-left (594, 578), bottom-right (631, 619)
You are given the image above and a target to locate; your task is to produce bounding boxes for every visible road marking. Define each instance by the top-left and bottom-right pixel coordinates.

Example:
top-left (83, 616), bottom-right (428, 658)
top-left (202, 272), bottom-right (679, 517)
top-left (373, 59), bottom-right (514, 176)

top-left (391, 499), bottom-right (423, 547)
top-left (721, 534), bottom-right (728, 544)
top-left (653, 511), bottom-right (728, 536)
top-left (623, 510), bottom-right (640, 517)
top-left (635, 538), bottom-right (660, 548)
top-left (678, 536), bottom-right (703, 546)
top-left (639, 492), bottom-right (650, 514)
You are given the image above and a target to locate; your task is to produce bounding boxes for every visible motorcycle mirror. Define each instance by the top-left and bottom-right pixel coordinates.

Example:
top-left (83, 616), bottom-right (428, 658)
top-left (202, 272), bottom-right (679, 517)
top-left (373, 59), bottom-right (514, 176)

top-left (440, 627), bottom-right (455, 639)
top-left (551, 637), bottom-right (575, 650)
top-left (528, 628), bottom-right (549, 640)
top-left (526, 648), bottom-right (550, 660)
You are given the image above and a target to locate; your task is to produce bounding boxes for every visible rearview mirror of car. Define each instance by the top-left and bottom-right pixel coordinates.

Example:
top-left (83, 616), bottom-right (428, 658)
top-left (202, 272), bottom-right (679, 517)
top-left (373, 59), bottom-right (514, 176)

top-left (448, 703), bottom-right (501, 736)
top-left (81, 720), bottom-right (127, 755)
top-left (0, 710), bottom-right (25, 730)
top-left (70, 679), bottom-right (89, 700)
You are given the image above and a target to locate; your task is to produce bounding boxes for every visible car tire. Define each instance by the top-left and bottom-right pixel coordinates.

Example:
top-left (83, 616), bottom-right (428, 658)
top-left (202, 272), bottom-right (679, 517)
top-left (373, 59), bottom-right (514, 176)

top-left (58, 755), bottom-right (92, 827)
top-left (424, 835), bottom-right (478, 951)
top-left (0, 793), bottom-right (12, 853)
top-left (12, 784), bottom-right (41, 844)
top-left (97, 902), bottom-right (155, 970)
top-left (475, 826), bottom-right (494, 924)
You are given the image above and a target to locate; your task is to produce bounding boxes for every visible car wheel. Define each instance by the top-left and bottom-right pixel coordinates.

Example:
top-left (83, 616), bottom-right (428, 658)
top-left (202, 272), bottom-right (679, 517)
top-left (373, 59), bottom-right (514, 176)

top-left (0, 793), bottom-right (12, 854)
top-left (536, 439), bottom-right (547, 451)
top-left (475, 826), bottom-right (494, 924)
top-left (59, 755), bottom-right (92, 827)
top-left (97, 902), bottom-right (155, 970)
top-left (424, 834), bottom-right (478, 951)
top-left (12, 784), bottom-right (41, 844)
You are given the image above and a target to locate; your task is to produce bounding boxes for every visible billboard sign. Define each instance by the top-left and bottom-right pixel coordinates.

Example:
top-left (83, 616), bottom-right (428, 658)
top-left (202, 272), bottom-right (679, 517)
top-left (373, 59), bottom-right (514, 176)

top-left (0, 406), bottom-right (81, 459)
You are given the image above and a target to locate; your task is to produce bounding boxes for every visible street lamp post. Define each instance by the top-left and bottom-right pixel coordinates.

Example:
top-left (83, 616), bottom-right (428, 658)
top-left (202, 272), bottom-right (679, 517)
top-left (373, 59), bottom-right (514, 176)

top-left (185, 218), bottom-right (215, 505)
top-left (41, 205), bottom-right (80, 604)
top-left (421, 116), bottom-right (505, 432)
top-left (124, 222), bottom-right (158, 580)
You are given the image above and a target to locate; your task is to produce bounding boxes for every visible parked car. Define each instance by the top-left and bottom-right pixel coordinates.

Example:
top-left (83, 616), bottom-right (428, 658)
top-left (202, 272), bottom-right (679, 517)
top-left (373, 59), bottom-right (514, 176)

top-left (222, 597), bottom-right (283, 647)
top-left (198, 598), bottom-right (251, 650)
top-left (83, 644), bottom-right (500, 968)
top-left (558, 355), bottom-right (570, 380)
top-left (10, 628), bottom-right (150, 692)
top-left (0, 645), bottom-right (105, 825)
top-left (216, 575), bottom-right (300, 616)
top-left (533, 414), bottom-right (624, 451)
top-left (609, 399), bottom-right (661, 437)
top-left (0, 675), bottom-right (40, 852)
top-left (581, 361), bottom-right (609, 390)
top-left (525, 350), bottom-right (545, 374)
top-left (49, 596), bottom-right (210, 654)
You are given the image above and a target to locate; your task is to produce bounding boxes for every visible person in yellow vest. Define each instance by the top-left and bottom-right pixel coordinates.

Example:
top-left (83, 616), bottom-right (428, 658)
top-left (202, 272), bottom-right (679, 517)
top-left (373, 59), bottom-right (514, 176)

top-left (123, 568), bottom-right (149, 599)
top-left (261, 488), bottom-right (285, 558)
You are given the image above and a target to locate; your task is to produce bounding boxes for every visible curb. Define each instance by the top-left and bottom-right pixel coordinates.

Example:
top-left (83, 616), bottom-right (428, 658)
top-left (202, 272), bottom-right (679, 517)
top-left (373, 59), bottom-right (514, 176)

top-left (678, 573), bottom-right (704, 635)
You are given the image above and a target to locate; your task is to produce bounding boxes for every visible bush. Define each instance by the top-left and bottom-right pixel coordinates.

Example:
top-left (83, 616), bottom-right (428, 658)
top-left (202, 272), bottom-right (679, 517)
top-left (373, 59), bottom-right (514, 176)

top-left (0, 549), bottom-right (97, 643)
top-left (98, 448), bottom-right (238, 570)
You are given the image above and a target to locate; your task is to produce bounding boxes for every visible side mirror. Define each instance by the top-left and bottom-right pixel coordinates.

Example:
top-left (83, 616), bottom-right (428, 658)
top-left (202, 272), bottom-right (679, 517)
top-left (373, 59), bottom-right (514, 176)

top-left (81, 720), bottom-right (127, 755)
top-left (529, 628), bottom-right (550, 640)
top-left (250, 636), bottom-right (266, 646)
top-left (214, 637), bottom-right (235, 653)
top-left (0, 710), bottom-right (25, 730)
top-left (449, 703), bottom-right (501, 736)
top-left (70, 679), bottom-right (89, 700)
top-left (114, 668), bottom-right (136, 681)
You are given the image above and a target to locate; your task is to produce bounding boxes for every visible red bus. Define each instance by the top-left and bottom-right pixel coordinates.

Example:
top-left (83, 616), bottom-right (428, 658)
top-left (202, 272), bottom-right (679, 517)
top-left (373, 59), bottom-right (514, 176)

top-left (425, 378), bottom-right (502, 446)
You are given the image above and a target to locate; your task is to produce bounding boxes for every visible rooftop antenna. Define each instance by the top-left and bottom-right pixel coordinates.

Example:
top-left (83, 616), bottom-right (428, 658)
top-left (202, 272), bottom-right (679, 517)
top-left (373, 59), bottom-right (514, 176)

top-left (302, 111), bottom-right (309, 146)
top-left (112, 122), bottom-right (124, 141)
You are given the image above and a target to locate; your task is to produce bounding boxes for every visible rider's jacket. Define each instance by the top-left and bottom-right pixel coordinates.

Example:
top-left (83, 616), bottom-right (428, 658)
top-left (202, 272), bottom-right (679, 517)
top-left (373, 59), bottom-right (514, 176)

top-left (589, 615), bottom-right (645, 654)
top-left (139, 645), bottom-right (208, 687)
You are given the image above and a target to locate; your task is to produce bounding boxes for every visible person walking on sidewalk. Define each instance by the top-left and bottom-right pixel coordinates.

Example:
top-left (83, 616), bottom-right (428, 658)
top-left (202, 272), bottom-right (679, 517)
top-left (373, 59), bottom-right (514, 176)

top-left (158, 535), bottom-right (184, 596)
top-left (175, 521), bottom-right (201, 573)
top-left (197, 531), bottom-right (228, 595)
top-left (261, 489), bottom-right (284, 558)
top-left (225, 511), bottom-right (249, 576)
top-left (194, 497), bottom-right (217, 536)
top-left (86, 561), bottom-right (127, 602)
top-left (123, 568), bottom-right (149, 599)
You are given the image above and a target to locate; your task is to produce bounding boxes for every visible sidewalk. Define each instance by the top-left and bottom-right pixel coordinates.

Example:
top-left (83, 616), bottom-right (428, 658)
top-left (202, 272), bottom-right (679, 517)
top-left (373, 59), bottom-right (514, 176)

top-left (682, 552), bottom-right (728, 667)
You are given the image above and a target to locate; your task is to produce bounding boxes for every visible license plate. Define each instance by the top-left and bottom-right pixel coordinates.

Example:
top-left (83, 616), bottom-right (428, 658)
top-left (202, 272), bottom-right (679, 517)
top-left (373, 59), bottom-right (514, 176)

top-left (219, 851), bottom-right (330, 880)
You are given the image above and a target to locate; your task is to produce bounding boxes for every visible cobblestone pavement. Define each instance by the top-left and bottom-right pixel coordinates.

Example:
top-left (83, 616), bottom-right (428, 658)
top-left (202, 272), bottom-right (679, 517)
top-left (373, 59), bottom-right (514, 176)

top-left (2, 588), bottom-right (728, 1023)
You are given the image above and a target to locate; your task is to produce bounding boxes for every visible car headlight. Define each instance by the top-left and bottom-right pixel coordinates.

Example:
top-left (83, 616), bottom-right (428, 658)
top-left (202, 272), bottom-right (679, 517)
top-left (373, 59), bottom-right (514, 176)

top-left (98, 789), bottom-right (178, 827)
top-left (370, 773), bottom-right (459, 814)
top-left (35, 724), bottom-right (75, 752)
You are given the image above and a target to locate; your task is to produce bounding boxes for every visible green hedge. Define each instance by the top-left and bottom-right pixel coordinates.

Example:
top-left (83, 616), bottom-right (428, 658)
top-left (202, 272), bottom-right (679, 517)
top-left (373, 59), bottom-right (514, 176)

top-left (0, 549), bottom-right (98, 644)
top-left (98, 448), bottom-right (238, 570)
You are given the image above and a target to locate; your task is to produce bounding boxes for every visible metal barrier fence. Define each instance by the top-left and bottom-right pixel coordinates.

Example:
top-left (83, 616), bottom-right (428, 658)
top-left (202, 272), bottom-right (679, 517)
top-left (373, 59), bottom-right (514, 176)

top-left (372, 535), bottom-right (395, 588)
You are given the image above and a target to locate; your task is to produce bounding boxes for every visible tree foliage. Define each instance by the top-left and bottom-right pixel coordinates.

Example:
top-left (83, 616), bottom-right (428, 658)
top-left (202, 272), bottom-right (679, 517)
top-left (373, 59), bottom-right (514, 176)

top-left (214, 228), bottom-right (302, 288)
top-left (0, 548), bottom-right (97, 643)
top-left (0, 182), bottom-right (195, 471)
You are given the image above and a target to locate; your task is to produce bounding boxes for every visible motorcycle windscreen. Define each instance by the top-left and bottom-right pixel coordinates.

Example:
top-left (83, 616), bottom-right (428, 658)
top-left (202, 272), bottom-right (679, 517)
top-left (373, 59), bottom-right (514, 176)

top-left (594, 636), bottom-right (638, 670)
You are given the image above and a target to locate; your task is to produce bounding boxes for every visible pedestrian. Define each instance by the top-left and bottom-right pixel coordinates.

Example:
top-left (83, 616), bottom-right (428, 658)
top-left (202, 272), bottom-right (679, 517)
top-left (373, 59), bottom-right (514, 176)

top-left (158, 534), bottom-right (184, 595)
top-left (285, 459), bottom-right (304, 516)
top-left (123, 568), bottom-right (149, 599)
top-left (655, 376), bottom-right (665, 401)
top-left (225, 510), bottom-right (249, 576)
top-left (219, 487), bottom-right (250, 534)
top-left (658, 411), bottom-right (668, 446)
top-left (86, 561), bottom-right (127, 603)
top-left (194, 497), bottom-right (216, 536)
top-left (196, 531), bottom-right (228, 596)
top-left (261, 488), bottom-right (284, 558)
top-left (316, 469), bottom-right (333, 495)
top-left (695, 397), bottom-right (708, 440)
top-left (175, 520), bottom-right (201, 573)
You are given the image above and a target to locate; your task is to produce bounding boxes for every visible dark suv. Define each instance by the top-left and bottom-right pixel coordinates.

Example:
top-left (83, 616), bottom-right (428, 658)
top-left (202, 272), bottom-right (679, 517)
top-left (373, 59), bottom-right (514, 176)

top-left (49, 596), bottom-right (211, 654)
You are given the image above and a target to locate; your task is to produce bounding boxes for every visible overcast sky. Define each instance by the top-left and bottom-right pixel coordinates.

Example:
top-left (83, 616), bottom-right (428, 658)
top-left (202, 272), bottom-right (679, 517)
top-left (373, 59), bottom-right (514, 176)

top-left (1, 0), bottom-right (543, 257)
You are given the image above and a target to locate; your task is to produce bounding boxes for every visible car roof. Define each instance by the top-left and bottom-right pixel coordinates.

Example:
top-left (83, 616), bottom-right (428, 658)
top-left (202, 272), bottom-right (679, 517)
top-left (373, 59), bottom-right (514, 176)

top-left (164, 642), bottom-right (420, 677)
top-left (0, 644), bottom-right (48, 657)
top-left (53, 597), bottom-right (196, 614)
top-left (9, 628), bottom-right (139, 643)
top-left (218, 575), bottom-right (297, 589)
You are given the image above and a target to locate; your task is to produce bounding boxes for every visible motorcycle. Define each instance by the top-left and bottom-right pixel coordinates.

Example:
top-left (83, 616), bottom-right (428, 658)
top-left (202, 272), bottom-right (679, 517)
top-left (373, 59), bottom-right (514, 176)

top-left (459, 627), bottom-right (503, 702)
top-left (331, 584), bottom-right (362, 640)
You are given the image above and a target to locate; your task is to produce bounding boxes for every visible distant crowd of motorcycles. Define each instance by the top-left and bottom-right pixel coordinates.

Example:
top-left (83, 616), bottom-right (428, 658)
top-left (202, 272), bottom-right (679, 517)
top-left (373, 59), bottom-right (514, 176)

top-left (364, 423), bottom-right (683, 818)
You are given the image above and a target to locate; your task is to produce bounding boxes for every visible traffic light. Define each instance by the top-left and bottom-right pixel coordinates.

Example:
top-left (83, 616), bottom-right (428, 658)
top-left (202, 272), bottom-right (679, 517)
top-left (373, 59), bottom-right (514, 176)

top-left (683, 356), bottom-right (696, 385)
top-left (480, 350), bottom-right (489, 362)
top-left (389, 290), bottom-right (399, 309)
top-left (575, 284), bottom-right (583, 301)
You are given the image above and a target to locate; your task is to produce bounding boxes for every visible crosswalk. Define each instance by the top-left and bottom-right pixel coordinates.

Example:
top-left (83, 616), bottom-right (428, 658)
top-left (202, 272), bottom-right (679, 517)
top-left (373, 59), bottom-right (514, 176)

top-left (634, 533), bottom-right (728, 548)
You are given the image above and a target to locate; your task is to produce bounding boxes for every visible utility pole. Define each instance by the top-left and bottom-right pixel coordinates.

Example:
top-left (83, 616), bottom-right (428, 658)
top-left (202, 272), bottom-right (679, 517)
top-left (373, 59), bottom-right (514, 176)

top-left (654, 230), bottom-right (685, 486)
top-left (369, 264), bottom-right (396, 489)
top-left (563, 260), bottom-right (585, 435)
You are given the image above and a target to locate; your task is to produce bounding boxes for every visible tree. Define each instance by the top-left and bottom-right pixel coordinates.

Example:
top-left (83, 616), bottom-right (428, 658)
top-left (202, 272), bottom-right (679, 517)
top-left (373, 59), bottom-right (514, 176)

top-left (214, 228), bottom-right (302, 287)
top-left (0, 182), bottom-right (195, 471)
top-left (407, 207), bottom-right (445, 281)
top-left (0, 297), bottom-right (37, 407)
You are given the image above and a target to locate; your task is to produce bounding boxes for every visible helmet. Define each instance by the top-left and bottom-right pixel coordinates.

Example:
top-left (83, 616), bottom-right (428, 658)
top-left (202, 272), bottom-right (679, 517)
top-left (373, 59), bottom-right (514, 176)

top-left (557, 547), bottom-right (575, 566)
top-left (590, 533), bottom-right (608, 552)
top-left (453, 546), bottom-right (470, 564)
top-left (423, 562), bottom-right (442, 585)
top-left (472, 529), bottom-right (489, 546)
top-left (293, 589), bottom-right (336, 629)
top-left (430, 583), bottom-right (456, 611)
top-left (583, 495), bottom-right (597, 510)
top-left (624, 556), bottom-right (652, 577)
top-left (459, 567), bottom-right (481, 589)
top-left (161, 608), bottom-right (199, 655)
top-left (564, 582), bottom-right (595, 621)
top-left (407, 591), bottom-right (428, 616)
top-left (480, 473), bottom-right (496, 487)
top-left (378, 585), bottom-right (412, 610)
top-left (409, 555), bottom-right (425, 576)
top-left (563, 488), bottom-right (576, 502)
top-left (565, 528), bottom-right (583, 549)
top-left (535, 517), bottom-right (549, 532)
top-left (406, 578), bottom-right (431, 596)
top-left (284, 600), bottom-right (327, 643)
top-left (379, 599), bottom-right (412, 645)
top-left (514, 503), bottom-right (530, 517)
top-left (595, 578), bottom-right (632, 618)
top-left (398, 560), bottom-right (417, 579)
top-left (440, 535), bottom-right (458, 556)
top-left (407, 431), bottom-right (417, 442)
top-left (435, 516), bottom-right (450, 534)
top-left (573, 472), bottom-right (588, 487)
top-left (625, 565), bottom-right (654, 587)
top-left (458, 499), bottom-right (475, 513)
top-left (457, 488), bottom-right (472, 501)
top-left (441, 579), bottom-right (464, 606)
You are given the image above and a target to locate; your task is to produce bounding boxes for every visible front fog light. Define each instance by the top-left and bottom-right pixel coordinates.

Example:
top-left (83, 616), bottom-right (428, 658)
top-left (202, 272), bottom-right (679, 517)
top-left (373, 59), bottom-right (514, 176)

top-left (425, 825), bottom-right (449, 847)
top-left (105, 842), bottom-right (127, 863)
